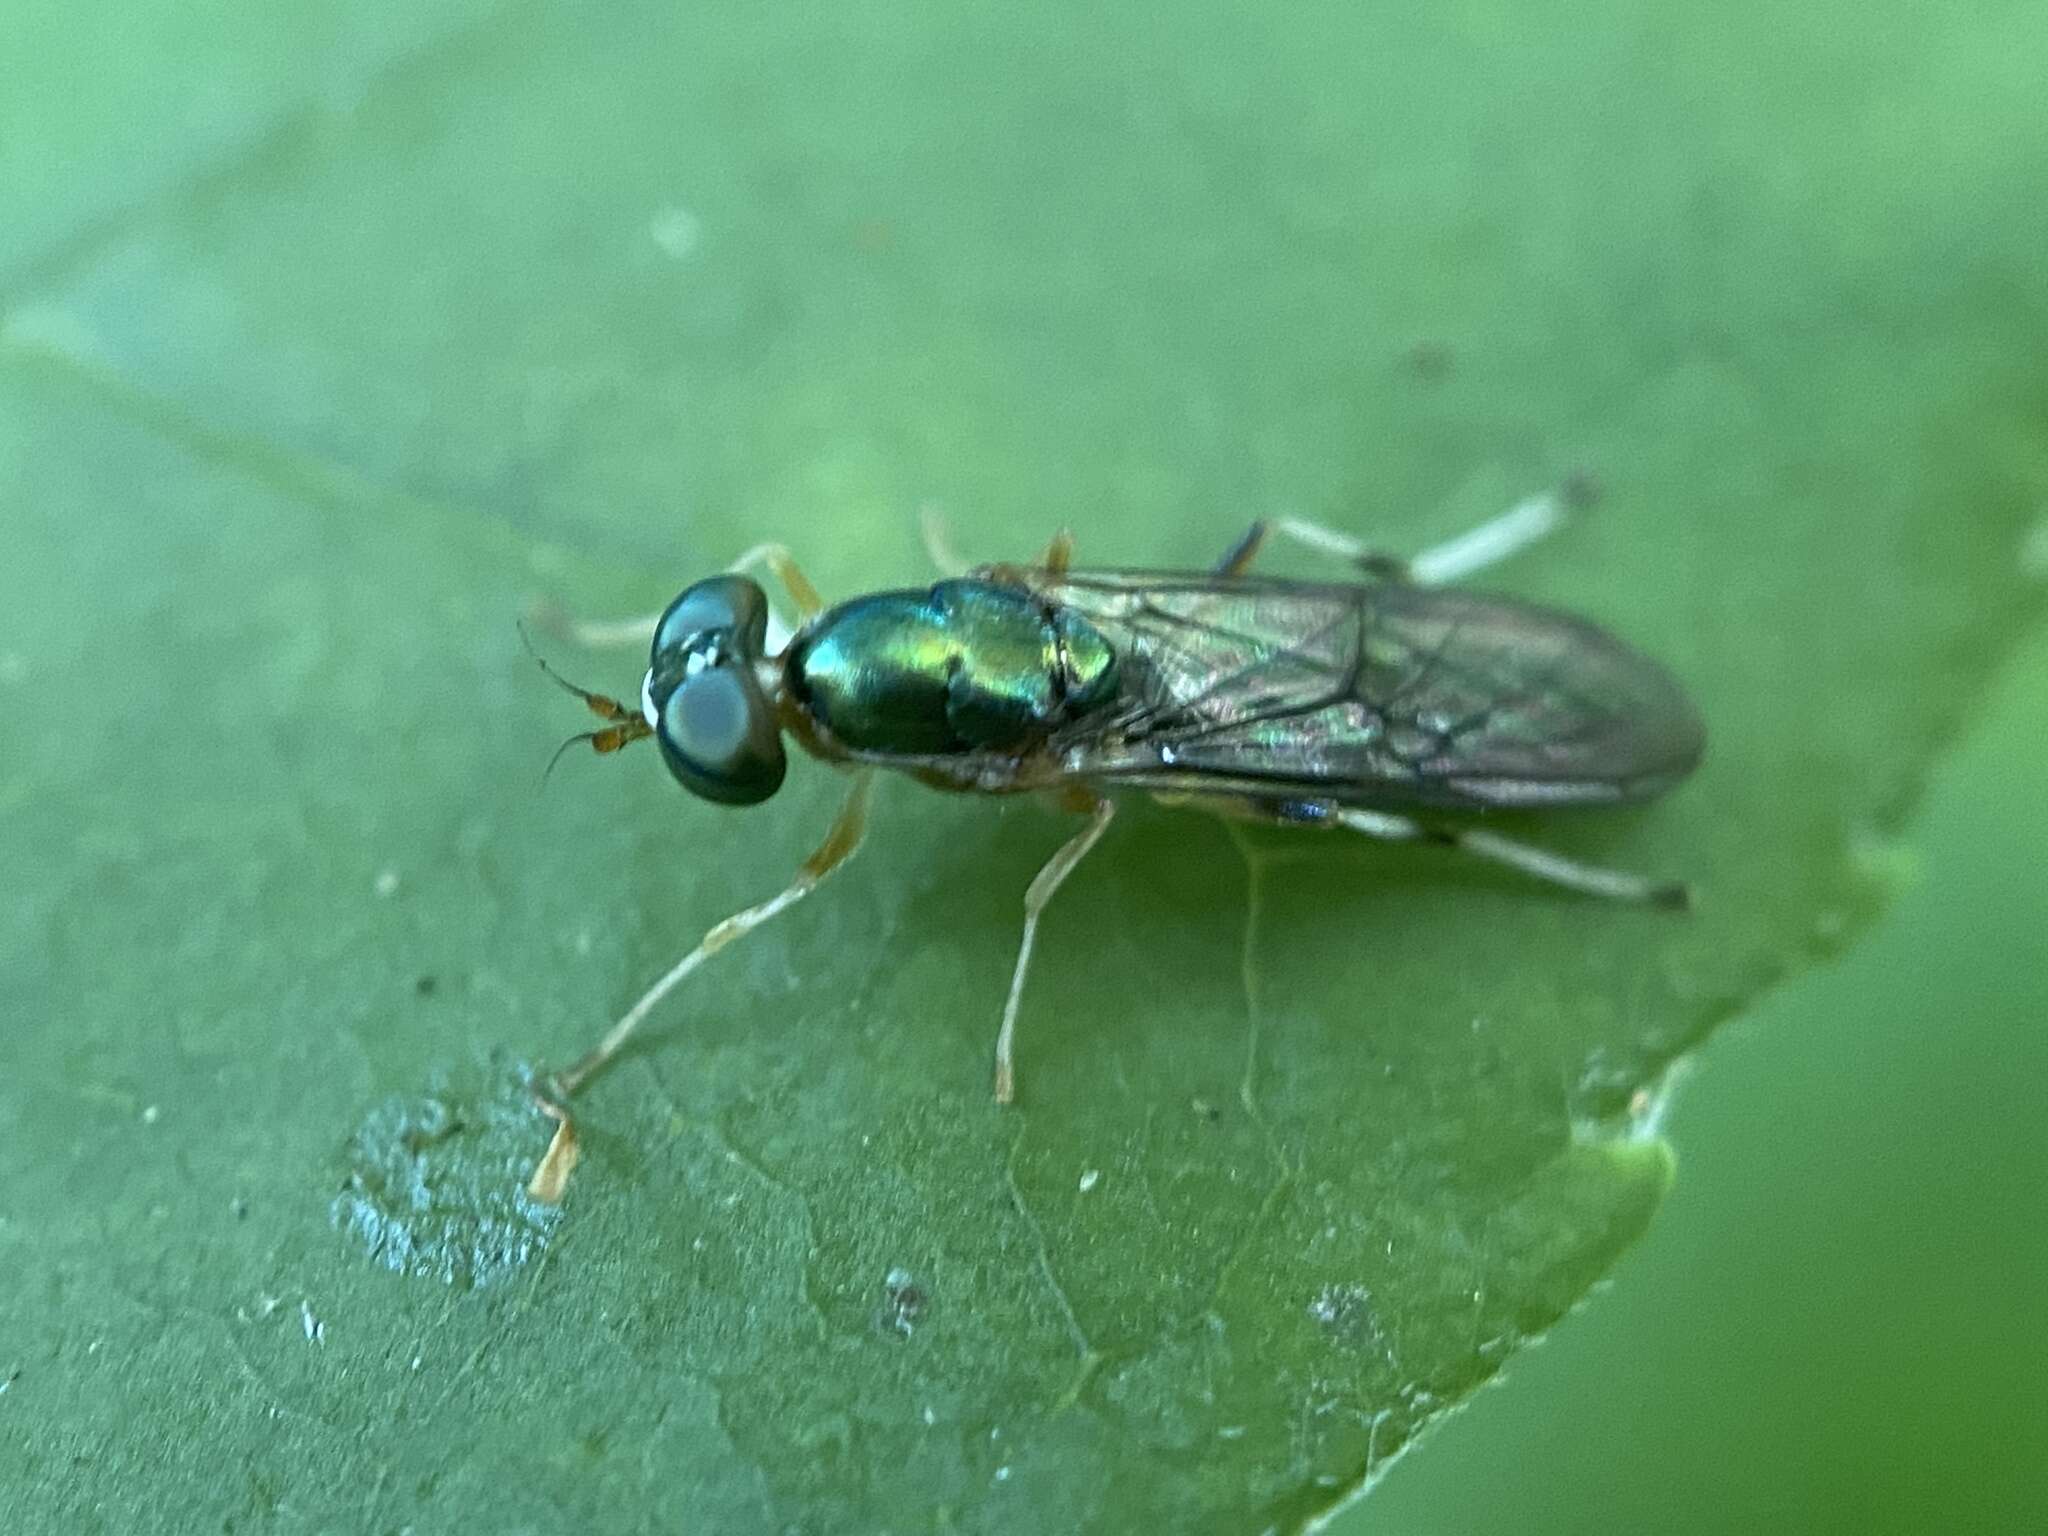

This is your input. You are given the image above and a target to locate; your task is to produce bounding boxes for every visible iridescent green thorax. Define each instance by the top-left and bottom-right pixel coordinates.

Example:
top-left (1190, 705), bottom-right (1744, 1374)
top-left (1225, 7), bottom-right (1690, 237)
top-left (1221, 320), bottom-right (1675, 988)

top-left (787, 580), bottom-right (1120, 755)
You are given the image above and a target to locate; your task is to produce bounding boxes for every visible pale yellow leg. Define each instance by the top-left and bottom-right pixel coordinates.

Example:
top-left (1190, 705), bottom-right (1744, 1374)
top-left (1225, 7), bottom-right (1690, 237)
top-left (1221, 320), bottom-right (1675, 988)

top-left (1036, 528), bottom-right (1077, 576)
top-left (1264, 489), bottom-right (1568, 585)
top-left (1331, 806), bottom-right (1687, 909)
top-left (1212, 522), bottom-right (1270, 577)
top-left (919, 504), bottom-right (971, 577)
top-left (726, 543), bottom-right (824, 620)
top-left (993, 795), bottom-right (1116, 1104)
top-left (548, 543), bottom-right (824, 651)
top-left (528, 770), bottom-right (875, 1200)
top-left (915, 513), bottom-right (1075, 579)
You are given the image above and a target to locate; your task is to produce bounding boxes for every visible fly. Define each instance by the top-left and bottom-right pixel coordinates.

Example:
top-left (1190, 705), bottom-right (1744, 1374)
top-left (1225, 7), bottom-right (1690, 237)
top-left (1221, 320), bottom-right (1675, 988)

top-left (521, 492), bottom-right (1704, 1200)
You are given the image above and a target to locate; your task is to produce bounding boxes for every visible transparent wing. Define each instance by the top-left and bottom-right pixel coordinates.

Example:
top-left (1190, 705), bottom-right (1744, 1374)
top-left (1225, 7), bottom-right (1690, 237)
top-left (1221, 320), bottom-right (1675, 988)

top-left (1032, 571), bottom-right (1705, 811)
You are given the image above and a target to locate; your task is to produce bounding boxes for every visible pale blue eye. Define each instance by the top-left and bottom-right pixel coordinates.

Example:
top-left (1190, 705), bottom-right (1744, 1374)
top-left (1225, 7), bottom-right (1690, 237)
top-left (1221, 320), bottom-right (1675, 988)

top-left (653, 667), bottom-right (786, 805)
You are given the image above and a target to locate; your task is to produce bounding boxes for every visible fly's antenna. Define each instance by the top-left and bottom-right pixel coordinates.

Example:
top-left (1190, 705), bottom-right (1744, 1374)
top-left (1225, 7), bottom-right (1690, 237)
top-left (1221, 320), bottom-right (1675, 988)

top-left (539, 724), bottom-right (650, 787)
top-left (517, 621), bottom-right (652, 789)
top-left (518, 620), bottom-right (634, 718)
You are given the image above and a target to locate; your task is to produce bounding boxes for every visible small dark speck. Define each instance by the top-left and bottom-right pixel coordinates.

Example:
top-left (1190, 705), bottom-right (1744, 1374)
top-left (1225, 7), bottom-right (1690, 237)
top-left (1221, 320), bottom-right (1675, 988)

top-left (1191, 1097), bottom-right (1222, 1123)
top-left (231, 1197), bottom-right (250, 1221)
top-left (877, 1267), bottom-right (928, 1338)
top-left (1561, 467), bottom-right (1604, 510)
top-left (414, 975), bottom-right (439, 998)
top-left (1402, 339), bottom-right (1454, 381)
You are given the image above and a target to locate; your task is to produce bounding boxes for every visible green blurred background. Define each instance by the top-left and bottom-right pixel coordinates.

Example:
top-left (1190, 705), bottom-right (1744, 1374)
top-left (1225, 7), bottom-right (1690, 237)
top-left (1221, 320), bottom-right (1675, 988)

top-left (1352, 626), bottom-right (2048, 1532)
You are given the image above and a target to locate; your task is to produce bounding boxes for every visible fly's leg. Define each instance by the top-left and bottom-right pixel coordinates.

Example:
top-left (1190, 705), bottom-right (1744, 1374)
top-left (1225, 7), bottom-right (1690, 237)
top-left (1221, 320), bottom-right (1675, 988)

top-left (1214, 518), bottom-right (1409, 581)
top-left (919, 504), bottom-right (971, 577)
top-left (1402, 490), bottom-right (1571, 585)
top-left (1328, 804), bottom-right (1690, 909)
top-left (1201, 796), bottom-right (1687, 909)
top-left (726, 543), bottom-right (824, 622)
top-left (551, 769), bottom-right (871, 1096)
top-left (1232, 484), bottom-right (1587, 585)
top-left (1212, 522), bottom-right (1269, 577)
top-left (918, 512), bottom-right (1075, 579)
top-left (1036, 528), bottom-right (1077, 576)
top-left (538, 544), bottom-right (824, 653)
top-left (526, 770), bottom-right (876, 1201)
top-left (549, 610), bottom-right (664, 649)
top-left (994, 793), bottom-right (1116, 1104)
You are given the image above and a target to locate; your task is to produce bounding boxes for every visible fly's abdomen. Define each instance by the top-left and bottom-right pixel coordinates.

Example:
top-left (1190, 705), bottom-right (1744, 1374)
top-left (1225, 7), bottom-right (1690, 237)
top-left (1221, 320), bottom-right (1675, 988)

top-left (788, 580), bottom-right (1119, 755)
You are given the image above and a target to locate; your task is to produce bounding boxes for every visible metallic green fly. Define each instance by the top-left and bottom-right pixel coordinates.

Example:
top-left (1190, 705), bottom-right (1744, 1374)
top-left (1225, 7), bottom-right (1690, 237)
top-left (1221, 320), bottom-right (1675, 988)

top-left (521, 494), bottom-right (1704, 1199)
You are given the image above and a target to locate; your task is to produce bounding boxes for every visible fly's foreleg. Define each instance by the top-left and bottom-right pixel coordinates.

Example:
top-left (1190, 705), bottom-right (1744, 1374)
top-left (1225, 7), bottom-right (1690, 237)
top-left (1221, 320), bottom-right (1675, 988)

top-left (726, 542), bottom-right (825, 622)
top-left (536, 543), bottom-right (823, 653)
top-left (994, 792), bottom-right (1116, 1104)
top-left (526, 770), bottom-right (876, 1201)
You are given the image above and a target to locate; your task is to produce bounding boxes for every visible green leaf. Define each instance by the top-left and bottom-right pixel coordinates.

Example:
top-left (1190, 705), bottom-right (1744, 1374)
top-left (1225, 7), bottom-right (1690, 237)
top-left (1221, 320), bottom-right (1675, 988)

top-left (3, 3), bottom-right (2044, 1531)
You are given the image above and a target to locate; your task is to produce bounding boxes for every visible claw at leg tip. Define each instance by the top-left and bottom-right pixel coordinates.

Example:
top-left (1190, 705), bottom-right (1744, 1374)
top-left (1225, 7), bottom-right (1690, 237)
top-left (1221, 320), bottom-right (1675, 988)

top-left (527, 1110), bottom-right (580, 1204)
top-left (525, 1074), bottom-right (581, 1203)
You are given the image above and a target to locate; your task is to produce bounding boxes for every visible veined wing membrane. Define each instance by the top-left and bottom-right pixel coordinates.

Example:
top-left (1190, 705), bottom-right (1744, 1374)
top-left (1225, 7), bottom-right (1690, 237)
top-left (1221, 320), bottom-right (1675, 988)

top-left (1031, 571), bottom-right (1705, 811)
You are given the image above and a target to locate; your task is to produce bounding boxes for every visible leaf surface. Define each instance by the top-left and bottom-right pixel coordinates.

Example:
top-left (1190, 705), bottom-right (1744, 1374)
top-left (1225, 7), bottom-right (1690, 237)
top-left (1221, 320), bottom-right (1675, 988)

top-left (3, 3), bottom-right (2045, 1531)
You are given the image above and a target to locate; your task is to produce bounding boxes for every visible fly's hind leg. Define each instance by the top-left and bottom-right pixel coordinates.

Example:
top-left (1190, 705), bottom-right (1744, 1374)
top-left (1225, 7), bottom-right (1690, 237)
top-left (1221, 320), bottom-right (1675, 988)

top-left (1329, 804), bottom-right (1690, 909)
top-left (1212, 522), bottom-right (1270, 577)
top-left (526, 770), bottom-right (876, 1201)
top-left (1238, 481), bottom-right (1589, 586)
top-left (994, 792), bottom-right (1116, 1104)
top-left (1216, 519), bottom-right (1409, 581)
top-left (1207, 796), bottom-right (1687, 910)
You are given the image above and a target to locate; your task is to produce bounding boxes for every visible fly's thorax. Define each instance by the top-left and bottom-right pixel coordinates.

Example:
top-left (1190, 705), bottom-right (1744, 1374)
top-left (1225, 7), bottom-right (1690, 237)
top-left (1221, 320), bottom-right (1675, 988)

top-left (785, 580), bottom-right (1119, 756)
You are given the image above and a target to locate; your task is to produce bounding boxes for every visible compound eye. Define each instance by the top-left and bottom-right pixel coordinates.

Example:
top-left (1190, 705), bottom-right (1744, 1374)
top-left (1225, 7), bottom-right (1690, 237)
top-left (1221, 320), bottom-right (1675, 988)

top-left (652, 576), bottom-right (770, 667)
top-left (654, 666), bottom-right (786, 805)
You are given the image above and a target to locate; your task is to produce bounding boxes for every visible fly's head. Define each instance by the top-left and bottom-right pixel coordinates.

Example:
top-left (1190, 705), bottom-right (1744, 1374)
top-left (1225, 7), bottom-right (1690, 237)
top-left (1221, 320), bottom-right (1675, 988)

top-left (644, 575), bottom-right (787, 806)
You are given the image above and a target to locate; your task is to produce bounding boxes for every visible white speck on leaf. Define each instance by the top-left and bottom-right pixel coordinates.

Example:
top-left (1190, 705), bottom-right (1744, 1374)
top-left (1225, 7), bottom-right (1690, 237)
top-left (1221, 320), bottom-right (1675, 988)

top-left (649, 206), bottom-right (702, 259)
top-left (1077, 1168), bottom-right (1100, 1193)
top-left (2020, 515), bottom-right (2048, 578)
top-left (1308, 1283), bottom-right (1376, 1340)
top-left (141, 1105), bottom-right (160, 1125)
top-left (300, 1300), bottom-right (325, 1344)
top-left (373, 869), bottom-right (400, 898)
